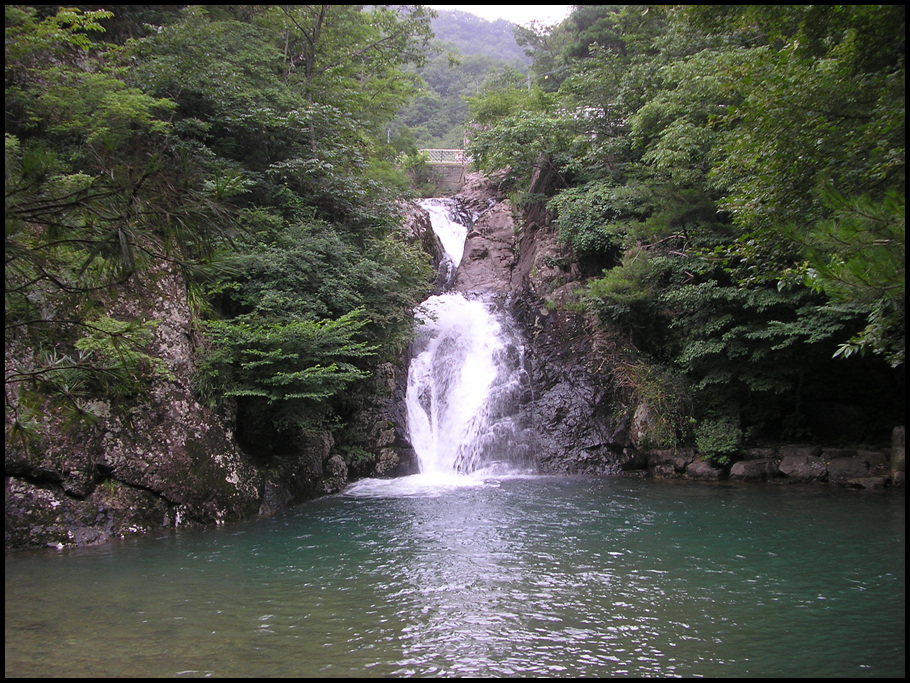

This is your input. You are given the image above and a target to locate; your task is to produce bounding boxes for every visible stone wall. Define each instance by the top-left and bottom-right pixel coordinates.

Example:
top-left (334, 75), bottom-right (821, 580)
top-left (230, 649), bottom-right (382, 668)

top-left (428, 162), bottom-right (467, 193)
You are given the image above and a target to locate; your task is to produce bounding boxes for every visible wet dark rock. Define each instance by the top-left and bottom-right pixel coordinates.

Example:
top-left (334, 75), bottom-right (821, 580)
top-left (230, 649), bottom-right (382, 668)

top-left (779, 454), bottom-right (828, 482)
top-left (841, 476), bottom-right (890, 490)
top-left (321, 455), bottom-right (348, 495)
top-left (687, 458), bottom-right (727, 481)
top-left (826, 457), bottom-right (869, 482)
top-left (648, 449), bottom-right (696, 478)
top-left (730, 458), bottom-right (780, 481)
top-left (821, 447), bottom-right (859, 460)
top-left (5, 477), bottom-right (172, 549)
top-left (258, 479), bottom-right (294, 518)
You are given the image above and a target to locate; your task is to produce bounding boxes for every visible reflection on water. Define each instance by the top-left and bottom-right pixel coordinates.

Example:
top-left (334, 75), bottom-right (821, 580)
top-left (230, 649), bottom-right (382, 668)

top-left (5, 476), bottom-right (906, 678)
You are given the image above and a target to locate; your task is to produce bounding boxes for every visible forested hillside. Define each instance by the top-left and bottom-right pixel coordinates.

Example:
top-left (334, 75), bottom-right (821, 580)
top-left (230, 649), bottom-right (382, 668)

top-left (6, 4), bottom-right (436, 486)
top-left (469, 5), bottom-right (905, 455)
top-left (392, 8), bottom-right (530, 148)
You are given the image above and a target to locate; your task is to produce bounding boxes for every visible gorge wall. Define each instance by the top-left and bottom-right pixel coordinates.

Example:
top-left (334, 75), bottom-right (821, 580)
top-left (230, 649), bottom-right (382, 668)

top-left (442, 171), bottom-right (903, 489)
top-left (448, 170), bottom-right (641, 475)
top-left (5, 259), bottom-right (351, 550)
top-left (5, 171), bottom-right (902, 550)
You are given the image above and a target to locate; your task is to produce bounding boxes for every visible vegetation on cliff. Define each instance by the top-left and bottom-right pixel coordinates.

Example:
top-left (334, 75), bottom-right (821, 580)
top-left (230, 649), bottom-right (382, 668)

top-left (5, 4), bottom-right (904, 489)
top-left (6, 5), bottom-right (435, 472)
top-left (467, 5), bottom-right (905, 457)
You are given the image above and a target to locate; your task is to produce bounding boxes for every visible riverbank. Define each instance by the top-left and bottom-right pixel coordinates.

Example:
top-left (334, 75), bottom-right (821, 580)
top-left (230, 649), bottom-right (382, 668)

top-left (626, 426), bottom-right (905, 490)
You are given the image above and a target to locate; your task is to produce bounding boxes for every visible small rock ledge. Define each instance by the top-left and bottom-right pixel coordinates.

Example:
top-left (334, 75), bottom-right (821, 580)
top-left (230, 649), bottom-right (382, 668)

top-left (632, 427), bottom-right (905, 490)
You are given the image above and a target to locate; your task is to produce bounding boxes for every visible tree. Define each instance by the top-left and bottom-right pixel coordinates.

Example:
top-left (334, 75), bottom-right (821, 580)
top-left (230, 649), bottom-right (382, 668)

top-left (7, 4), bottom-right (437, 463)
top-left (262, 5), bottom-right (433, 142)
top-left (5, 5), bottom-right (236, 433)
top-left (472, 4), bottom-right (904, 447)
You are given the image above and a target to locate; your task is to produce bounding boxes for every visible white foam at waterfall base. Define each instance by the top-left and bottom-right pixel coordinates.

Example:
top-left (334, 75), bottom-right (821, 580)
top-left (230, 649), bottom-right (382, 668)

top-left (407, 293), bottom-right (504, 475)
top-left (343, 470), bottom-right (489, 498)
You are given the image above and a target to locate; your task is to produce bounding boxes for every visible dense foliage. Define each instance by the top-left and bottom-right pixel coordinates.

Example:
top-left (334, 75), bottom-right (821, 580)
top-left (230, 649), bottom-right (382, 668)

top-left (6, 4), bottom-right (905, 470)
top-left (468, 5), bottom-right (905, 454)
top-left (6, 5), bottom-right (434, 459)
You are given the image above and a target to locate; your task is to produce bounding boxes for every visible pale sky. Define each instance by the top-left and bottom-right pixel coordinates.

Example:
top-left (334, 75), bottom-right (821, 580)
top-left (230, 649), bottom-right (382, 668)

top-left (427, 5), bottom-right (573, 27)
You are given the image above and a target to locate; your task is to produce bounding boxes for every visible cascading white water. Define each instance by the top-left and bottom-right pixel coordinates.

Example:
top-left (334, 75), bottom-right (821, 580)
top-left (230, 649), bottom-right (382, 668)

top-left (418, 198), bottom-right (469, 269)
top-left (406, 199), bottom-right (530, 477)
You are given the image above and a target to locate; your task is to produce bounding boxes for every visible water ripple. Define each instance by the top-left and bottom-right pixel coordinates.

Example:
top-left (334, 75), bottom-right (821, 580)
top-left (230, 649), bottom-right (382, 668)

top-left (5, 477), bottom-right (904, 678)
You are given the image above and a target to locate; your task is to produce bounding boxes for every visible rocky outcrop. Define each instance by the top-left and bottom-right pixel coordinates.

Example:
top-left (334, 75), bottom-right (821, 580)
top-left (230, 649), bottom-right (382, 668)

top-left (445, 172), bottom-right (639, 475)
top-left (446, 171), bottom-right (906, 488)
top-left (4, 261), bottom-right (357, 550)
top-left (400, 199), bottom-right (450, 292)
top-left (342, 361), bottom-right (420, 480)
top-left (631, 438), bottom-right (899, 490)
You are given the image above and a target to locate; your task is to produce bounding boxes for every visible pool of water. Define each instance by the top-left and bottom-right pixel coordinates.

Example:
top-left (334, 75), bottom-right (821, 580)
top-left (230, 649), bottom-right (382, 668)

top-left (5, 476), bottom-right (905, 677)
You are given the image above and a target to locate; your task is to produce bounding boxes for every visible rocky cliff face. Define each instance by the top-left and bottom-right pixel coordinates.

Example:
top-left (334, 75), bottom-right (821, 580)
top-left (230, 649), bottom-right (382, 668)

top-left (446, 171), bottom-right (642, 475)
top-left (4, 259), bottom-right (366, 549)
top-left (440, 171), bottom-right (904, 485)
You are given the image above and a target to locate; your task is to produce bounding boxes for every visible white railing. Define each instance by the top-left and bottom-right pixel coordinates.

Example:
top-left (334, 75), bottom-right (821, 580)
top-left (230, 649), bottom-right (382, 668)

top-left (420, 149), bottom-right (469, 164)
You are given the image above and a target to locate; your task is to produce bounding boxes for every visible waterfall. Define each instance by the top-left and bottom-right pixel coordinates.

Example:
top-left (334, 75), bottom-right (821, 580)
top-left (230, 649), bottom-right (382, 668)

top-left (406, 199), bottom-right (530, 477)
top-left (419, 198), bottom-right (469, 271)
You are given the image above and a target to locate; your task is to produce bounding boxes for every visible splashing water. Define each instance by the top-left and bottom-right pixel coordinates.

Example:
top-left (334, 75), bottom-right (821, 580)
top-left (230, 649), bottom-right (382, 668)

top-left (404, 199), bottom-right (531, 479)
top-left (407, 293), bottom-right (527, 475)
top-left (419, 198), bottom-right (472, 263)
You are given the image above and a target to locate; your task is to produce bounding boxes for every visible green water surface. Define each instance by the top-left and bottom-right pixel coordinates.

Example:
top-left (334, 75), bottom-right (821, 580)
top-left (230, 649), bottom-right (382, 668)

top-left (5, 476), bottom-right (905, 677)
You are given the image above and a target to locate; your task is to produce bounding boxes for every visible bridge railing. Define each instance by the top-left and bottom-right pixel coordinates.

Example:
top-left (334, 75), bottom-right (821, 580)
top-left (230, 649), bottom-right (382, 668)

top-left (419, 148), bottom-right (470, 164)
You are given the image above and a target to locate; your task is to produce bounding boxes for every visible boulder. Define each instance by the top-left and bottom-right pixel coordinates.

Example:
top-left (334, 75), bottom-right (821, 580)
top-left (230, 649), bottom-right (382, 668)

top-left (451, 200), bottom-right (517, 294)
top-left (648, 448), bottom-right (696, 478)
top-left (729, 458), bottom-right (779, 481)
top-left (687, 458), bottom-right (726, 481)
top-left (778, 454), bottom-right (828, 482)
top-left (826, 457), bottom-right (869, 482)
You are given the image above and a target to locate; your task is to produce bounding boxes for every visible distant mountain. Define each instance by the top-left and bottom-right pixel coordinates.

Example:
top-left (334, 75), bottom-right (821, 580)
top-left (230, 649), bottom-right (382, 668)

top-left (391, 8), bottom-right (530, 149)
top-left (430, 9), bottom-right (530, 66)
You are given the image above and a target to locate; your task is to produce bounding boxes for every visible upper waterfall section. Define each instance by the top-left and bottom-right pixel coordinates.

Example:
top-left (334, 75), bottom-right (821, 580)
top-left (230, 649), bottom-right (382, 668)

top-left (418, 198), bottom-right (469, 271)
